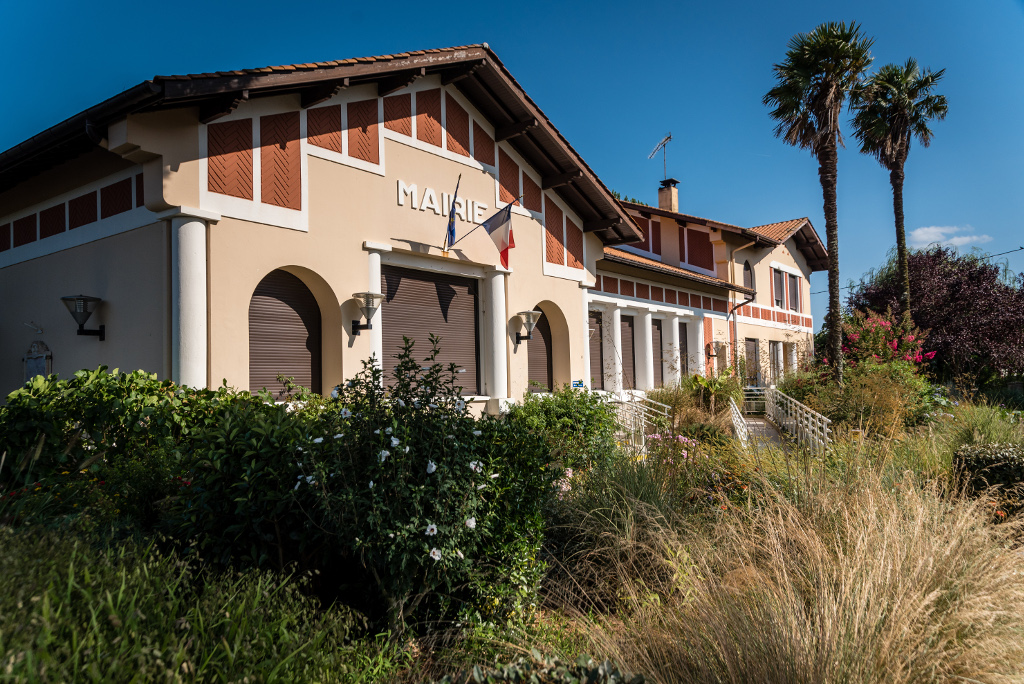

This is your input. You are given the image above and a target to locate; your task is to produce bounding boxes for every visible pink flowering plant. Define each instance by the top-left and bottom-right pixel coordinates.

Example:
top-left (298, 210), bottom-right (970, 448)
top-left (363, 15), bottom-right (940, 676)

top-left (841, 309), bottom-right (936, 367)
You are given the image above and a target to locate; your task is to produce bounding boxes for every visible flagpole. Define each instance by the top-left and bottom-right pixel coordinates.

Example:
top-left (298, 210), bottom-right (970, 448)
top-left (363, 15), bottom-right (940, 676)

top-left (448, 194), bottom-right (524, 249)
top-left (442, 174), bottom-right (462, 253)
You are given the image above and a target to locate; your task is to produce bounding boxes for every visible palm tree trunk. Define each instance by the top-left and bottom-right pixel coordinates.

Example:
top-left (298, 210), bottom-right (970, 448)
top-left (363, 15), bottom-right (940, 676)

top-left (818, 142), bottom-right (844, 385)
top-left (890, 165), bottom-right (911, 325)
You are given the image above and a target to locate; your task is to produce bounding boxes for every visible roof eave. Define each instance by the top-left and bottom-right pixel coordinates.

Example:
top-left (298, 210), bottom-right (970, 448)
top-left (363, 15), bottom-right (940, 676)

top-left (601, 251), bottom-right (755, 296)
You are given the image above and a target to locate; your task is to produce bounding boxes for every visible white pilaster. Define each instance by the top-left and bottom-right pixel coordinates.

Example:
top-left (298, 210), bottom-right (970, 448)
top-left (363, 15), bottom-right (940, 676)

top-left (692, 316), bottom-right (706, 377)
top-left (787, 342), bottom-right (798, 375)
top-left (363, 242), bottom-right (391, 371)
top-left (581, 287), bottom-right (592, 390)
top-left (610, 307), bottom-right (623, 395)
top-left (666, 316), bottom-right (682, 386)
top-left (171, 217), bottom-right (208, 388)
top-left (484, 268), bottom-right (510, 411)
top-left (637, 311), bottom-right (654, 391)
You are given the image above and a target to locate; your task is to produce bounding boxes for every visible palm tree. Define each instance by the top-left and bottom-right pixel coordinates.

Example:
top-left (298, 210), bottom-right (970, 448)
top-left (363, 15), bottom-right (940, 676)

top-left (852, 59), bottom-right (948, 323)
top-left (764, 22), bottom-right (874, 385)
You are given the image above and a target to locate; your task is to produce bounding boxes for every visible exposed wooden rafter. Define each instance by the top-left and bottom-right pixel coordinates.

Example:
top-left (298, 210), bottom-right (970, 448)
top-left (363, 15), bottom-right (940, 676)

top-left (440, 59), bottom-right (485, 86)
top-left (377, 67), bottom-right (426, 97)
top-left (583, 218), bottom-right (620, 233)
top-left (199, 90), bottom-right (249, 124)
top-left (301, 78), bottom-right (349, 108)
top-left (541, 169), bottom-right (582, 190)
top-left (494, 118), bottom-right (538, 142)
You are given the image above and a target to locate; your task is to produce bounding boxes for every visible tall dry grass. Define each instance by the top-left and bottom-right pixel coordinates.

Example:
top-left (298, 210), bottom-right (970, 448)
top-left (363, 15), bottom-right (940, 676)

top-left (555, 470), bottom-right (1024, 683)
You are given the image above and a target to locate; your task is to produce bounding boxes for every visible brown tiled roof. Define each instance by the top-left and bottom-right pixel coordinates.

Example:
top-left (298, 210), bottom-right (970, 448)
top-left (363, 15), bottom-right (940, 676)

top-left (602, 247), bottom-right (755, 295)
top-left (748, 217), bottom-right (808, 242)
top-left (0, 44), bottom-right (642, 244)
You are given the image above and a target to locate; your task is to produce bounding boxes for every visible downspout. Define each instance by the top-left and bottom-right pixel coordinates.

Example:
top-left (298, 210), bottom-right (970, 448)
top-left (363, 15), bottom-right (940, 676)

top-left (728, 240), bottom-right (757, 371)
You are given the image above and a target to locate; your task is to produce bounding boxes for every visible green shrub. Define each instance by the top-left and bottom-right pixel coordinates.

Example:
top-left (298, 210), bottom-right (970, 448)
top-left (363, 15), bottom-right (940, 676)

top-left (0, 528), bottom-right (366, 682)
top-left (954, 443), bottom-right (1024, 517)
top-left (506, 385), bottom-right (617, 470)
top-left (436, 653), bottom-right (643, 684)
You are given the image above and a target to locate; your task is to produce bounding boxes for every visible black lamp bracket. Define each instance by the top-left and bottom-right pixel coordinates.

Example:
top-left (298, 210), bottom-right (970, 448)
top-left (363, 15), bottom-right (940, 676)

top-left (515, 331), bottom-right (533, 344)
top-left (352, 321), bottom-right (372, 336)
top-left (78, 324), bottom-right (105, 341)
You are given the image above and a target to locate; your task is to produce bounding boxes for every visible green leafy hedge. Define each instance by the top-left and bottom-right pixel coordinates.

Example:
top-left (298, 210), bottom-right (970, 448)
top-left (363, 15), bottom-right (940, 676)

top-left (436, 653), bottom-right (644, 684)
top-left (505, 385), bottom-right (617, 470)
top-left (954, 443), bottom-right (1024, 509)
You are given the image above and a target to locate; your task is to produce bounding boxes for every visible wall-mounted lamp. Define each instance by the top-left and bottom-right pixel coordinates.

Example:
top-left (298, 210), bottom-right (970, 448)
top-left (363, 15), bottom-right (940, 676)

top-left (351, 292), bottom-right (385, 335)
top-left (705, 342), bottom-right (717, 358)
top-left (515, 310), bottom-right (543, 344)
top-left (61, 295), bottom-right (105, 341)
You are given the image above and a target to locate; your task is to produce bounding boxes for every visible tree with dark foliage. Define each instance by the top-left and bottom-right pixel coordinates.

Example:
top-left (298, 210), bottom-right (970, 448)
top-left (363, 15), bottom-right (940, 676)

top-left (848, 246), bottom-right (1024, 384)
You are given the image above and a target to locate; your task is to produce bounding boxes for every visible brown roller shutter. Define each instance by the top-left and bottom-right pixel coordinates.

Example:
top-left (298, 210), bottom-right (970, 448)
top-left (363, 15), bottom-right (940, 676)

top-left (679, 321), bottom-right (689, 375)
top-left (381, 265), bottom-right (479, 394)
top-left (652, 319), bottom-right (664, 387)
top-left (745, 338), bottom-right (760, 385)
top-left (589, 312), bottom-right (604, 390)
top-left (620, 315), bottom-right (636, 390)
top-left (249, 270), bottom-right (322, 399)
top-left (527, 312), bottom-right (553, 393)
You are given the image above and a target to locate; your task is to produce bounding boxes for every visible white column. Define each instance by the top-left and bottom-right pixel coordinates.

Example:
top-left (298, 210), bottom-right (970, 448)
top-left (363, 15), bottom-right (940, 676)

top-left (171, 217), bottom-right (208, 388)
top-left (787, 342), bottom-right (798, 375)
top-left (581, 287), bottom-right (592, 389)
top-left (666, 316), bottom-right (682, 386)
top-left (693, 316), bottom-right (706, 377)
top-left (484, 269), bottom-right (509, 408)
top-left (636, 310), bottom-right (654, 391)
top-left (365, 247), bottom-right (386, 370)
top-left (610, 307), bottom-right (623, 395)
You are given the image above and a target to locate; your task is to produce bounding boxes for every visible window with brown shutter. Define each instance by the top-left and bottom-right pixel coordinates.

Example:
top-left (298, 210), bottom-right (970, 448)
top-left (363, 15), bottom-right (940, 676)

top-left (527, 311), bottom-right (553, 393)
top-left (249, 270), bottom-right (323, 399)
top-left (687, 229), bottom-right (714, 270)
top-left (773, 269), bottom-right (785, 308)
top-left (589, 312), bottom-right (604, 390)
top-left (620, 315), bottom-right (636, 389)
top-left (652, 319), bottom-right (664, 387)
top-left (743, 261), bottom-right (754, 289)
top-left (679, 321), bottom-right (689, 375)
top-left (788, 274), bottom-right (800, 311)
top-left (381, 266), bottom-right (479, 395)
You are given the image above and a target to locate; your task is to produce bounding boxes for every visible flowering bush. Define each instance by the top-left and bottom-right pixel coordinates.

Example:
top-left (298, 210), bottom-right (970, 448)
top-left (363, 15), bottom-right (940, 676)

top-left (506, 385), bottom-right (617, 471)
top-left (840, 309), bottom-right (935, 367)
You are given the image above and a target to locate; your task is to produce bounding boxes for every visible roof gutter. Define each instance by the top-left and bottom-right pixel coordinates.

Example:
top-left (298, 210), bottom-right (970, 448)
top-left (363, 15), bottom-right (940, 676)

top-left (602, 251), bottom-right (755, 296)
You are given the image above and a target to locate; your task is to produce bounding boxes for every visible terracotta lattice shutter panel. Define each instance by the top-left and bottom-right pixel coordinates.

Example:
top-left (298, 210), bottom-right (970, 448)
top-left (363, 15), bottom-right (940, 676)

top-left (523, 174), bottom-right (542, 212)
top-left (208, 119), bottom-right (253, 199)
top-left (348, 99), bottom-right (379, 164)
top-left (473, 121), bottom-right (494, 165)
top-left (416, 89), bottom-right (442, 147)
top-left (602, 277), bottom-right (618, 294)
top-left (308, 105), bottom-right (342, 153)
top-left (678, 225), bottom-right (687, 262)
top-left (636, 283), bottom-right (649, 300)
top-left (261, 112), bottom-right (301, 210)
top-left (566, 218), bottom-right (584, 269)
top-left (621, 280), bottom-right (635, 298)
top-left (632, 216), bottom-right (650, 251)
top-left (13, 215), bottom-right (36, 247)
top-left (445, 95), bottom-right (470, 157)
top-left (651, 221), bottom-right (662, 255)
top-left (39, 205), bottom-right (65, 239)
top-left (498, 148), bottom-right (520, 204)
top-left (0, 224), bottom-right (9, 252)
top-left (101, 179), bottom-right (132, 218)
top-left (544, 196), bottom-right (564, 265)
top-left (687, 229), bottom-right (714, 270)
top-left (384, 94), bottom-right (412, 136)
top-left (69, 192), bottom-right (97, 229)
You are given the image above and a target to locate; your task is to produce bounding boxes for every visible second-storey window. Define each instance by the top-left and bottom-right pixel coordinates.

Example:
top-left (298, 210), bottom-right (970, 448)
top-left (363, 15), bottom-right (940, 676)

top-left (773, 269), bottom-right (785, 308)
top-left (788, 274), bottom-right (800, 311)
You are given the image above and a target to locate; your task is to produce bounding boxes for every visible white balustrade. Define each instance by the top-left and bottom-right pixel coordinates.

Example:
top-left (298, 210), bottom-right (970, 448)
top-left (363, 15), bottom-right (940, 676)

top-left (764, 386), bottom-right (831, 451)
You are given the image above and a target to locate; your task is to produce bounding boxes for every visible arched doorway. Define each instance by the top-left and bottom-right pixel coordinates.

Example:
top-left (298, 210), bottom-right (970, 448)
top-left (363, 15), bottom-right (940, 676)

top-left (527, 311), bottom-right (553, 392)
top-left (249, 269), bottom-right (322, 398)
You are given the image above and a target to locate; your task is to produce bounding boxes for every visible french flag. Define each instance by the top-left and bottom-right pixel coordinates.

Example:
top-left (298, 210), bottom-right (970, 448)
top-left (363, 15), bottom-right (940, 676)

top-left (480, 204), bottom-right (516, 269)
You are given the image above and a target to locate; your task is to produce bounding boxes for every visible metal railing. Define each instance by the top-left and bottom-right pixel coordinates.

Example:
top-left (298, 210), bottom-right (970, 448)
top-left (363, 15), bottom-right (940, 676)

top-left (729, 396), bottom-right (749, 449)
top-left (743, 386), bottom-right (766, 415)
top-left (607, 393), bottom-right (671, 453)
top-left (764, 386), bottom-right (831, 451)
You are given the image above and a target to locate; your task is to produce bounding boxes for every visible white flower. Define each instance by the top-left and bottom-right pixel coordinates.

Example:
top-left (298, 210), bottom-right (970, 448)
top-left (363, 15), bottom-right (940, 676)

top-left (296, 447), bottom-right (304, 452)
top-left (341, 408), bottom-right (352, 418)
top-left (396, 398), bottom-right (406, 407)
top-left (465, 517), bottom-right (476, 529)
top-left (333, 433), bottom-right (343, 439)
top-left (477, 484), bottom-right (486, 490)
top-left (427, 461), bottom-right (437, 474)
top-left (456, 400), bottom-right (466, 411)
top-left (390, 436), bottom-right (400, 447)
top-left (472, 430), bottom-right (482, 437)
top-left (429, 403), bottom-right (438, 409)
top-left (331, 387), bottom-right (339, 399)
top-left (404, 446), bottom-right (410, 453)
top-left (490, 473), bottom-right (499, 479)
top-left (413, 400), bottom-right (421, 408)
top-left (379, 450), bottom-right (390, 463)
top-left (374, 429), bottom-right (380, 434)
top-left (425, 524), bottom-right (438, 536)
top-left (305, 475), bottom-right (315, 484)
top-left (385, 427), bottom-right (393, 435)
top-left (565, 468), bottom-right (574, 478)
top-left (388, 533), bottom-right (394, 538)
top-left (294, 481), bottom-right (301, 490)
top-left (446, 435), bottom-right (456, 440)
top-left (469, 461), bottom-right (483, 473)
top-left (369, 480), bottom-right (374, 489)
top-left (313, 437), bottom-right (324, 444)
top-left (429, 548), bottom-right (442, 561)
top-left (455, 549), bottom-right (464, 560)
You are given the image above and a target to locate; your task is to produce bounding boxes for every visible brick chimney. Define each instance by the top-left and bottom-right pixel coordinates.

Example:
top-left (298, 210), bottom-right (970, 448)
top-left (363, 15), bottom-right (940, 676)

top-left (658, 178), bottom-right (679, 213)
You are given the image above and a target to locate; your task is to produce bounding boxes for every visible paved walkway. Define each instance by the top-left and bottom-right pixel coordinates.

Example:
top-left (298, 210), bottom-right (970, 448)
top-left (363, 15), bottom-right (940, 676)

top-left (744, 416), bottom-right (785, 449)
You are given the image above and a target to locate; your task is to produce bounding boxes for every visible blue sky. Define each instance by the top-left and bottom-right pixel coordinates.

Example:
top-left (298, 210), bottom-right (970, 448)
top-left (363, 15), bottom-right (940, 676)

top-left (3, 0), bottom-right (1022, 329)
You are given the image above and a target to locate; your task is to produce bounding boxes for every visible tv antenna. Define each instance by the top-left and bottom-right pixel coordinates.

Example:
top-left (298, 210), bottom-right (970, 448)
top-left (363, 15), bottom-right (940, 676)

top-left (648, 133), bottom-right (672, 180)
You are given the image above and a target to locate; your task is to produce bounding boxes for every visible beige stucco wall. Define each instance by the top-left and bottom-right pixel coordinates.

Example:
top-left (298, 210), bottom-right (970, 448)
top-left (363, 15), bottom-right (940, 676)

top-left (207, 137), bottom-right (591, 399)
top-left (0, 223), bottom-right (168, 394)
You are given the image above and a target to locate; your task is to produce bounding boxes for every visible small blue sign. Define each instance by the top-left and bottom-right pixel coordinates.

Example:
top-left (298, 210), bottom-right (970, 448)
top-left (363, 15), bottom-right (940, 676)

top-left (571, 380), bottom-right (584, 388)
